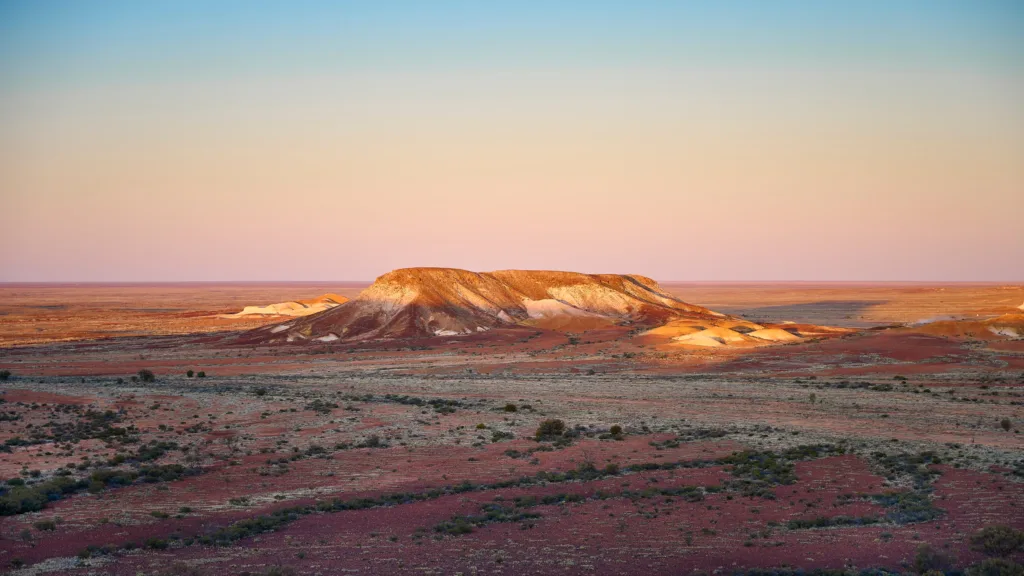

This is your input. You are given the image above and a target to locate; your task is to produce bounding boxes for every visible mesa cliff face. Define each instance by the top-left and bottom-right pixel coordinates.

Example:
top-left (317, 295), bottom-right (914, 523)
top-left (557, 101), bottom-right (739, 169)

top-left (246, 268), bottom-right (725, 343)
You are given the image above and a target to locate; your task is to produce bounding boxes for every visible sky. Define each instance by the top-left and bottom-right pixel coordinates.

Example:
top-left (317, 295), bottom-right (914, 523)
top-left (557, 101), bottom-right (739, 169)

top-left (1, 1), bottom-right (1022, 282)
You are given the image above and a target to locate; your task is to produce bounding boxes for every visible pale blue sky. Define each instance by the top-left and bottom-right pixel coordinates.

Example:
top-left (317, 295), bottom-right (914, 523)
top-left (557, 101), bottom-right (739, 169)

top-left (1, 1), bottom-right (1022, 281)
top-left (3, 1), bottom-right (1022, 81)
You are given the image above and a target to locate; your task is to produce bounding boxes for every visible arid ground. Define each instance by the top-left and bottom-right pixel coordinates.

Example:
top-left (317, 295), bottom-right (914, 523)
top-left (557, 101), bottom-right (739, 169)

top-left (1, 282), bottom-right (1022, 575)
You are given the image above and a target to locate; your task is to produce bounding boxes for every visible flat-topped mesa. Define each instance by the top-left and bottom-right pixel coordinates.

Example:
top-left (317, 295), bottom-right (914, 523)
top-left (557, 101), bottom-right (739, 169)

top-left (245, 267), bottom-right (725, 343)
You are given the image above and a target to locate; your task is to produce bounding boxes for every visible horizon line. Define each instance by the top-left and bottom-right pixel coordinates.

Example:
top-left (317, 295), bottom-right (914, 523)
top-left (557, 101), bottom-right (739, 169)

top-left (1, 279), bottom-right (1022, 286)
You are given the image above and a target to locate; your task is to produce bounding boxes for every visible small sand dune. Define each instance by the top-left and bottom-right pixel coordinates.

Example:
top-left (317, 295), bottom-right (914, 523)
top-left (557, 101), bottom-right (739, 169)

top-left (222, 294), bottom-right (348, 318)
top-left (905, 313), bottom-right (1024, 341)
top-left (641, 320), bottom-right (707, 338)
top-left (985, 313), bottom-right (1024, 338)
top-left (718, 320), bottom-right (764, 332)
top-left (672, 326), bottom-right (760, 347)
top-left (672, 334), bottom-right (726, 347)
top-left (748, 327), bottom-right (803, 342)
top-left (645, 318), bottom-right (847, 349)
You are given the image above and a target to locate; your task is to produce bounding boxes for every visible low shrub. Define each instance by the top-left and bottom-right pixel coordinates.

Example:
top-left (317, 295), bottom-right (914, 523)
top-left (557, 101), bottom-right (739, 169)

top-left (786, 515), bottom-right (879, 530)
top-left (914, 543), bottom-right (955, 573)
top-left (971, 525), bottom-right (1024, 557)
top-left (871, 491), bottom-right (942, 524)
top-left (967, 558), bottom-right (1024, 576)
top-left (535, 419), bottom-right (566, 440)
top-left (358, 435), bottom-right (385, 449)
top-left (0, 476), bottom-right (84, 515)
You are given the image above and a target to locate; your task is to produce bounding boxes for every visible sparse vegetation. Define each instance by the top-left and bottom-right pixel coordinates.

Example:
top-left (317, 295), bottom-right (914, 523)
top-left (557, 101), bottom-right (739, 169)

top-left (914, 543), bottom-right (955, 573)
top-left (305, 399), bottom-right (339, 414)
top-left (967, 558), bottom-right (1024, 576)
top-left (971, 525), bottom-right (1024, 557)
top-left (3, 282), bottom-right (1022, 574)
top-left (535, 419), bottom-right (566, 440)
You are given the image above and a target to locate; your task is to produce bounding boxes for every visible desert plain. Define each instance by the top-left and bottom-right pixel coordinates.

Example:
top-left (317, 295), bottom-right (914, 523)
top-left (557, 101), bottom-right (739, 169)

top-left (0, 276), bottom-right (1022, 576)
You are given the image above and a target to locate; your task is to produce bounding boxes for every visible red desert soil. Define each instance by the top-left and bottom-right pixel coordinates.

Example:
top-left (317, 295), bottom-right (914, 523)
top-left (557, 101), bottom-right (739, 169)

top-left (0, 280), bottom-right (1022, 574)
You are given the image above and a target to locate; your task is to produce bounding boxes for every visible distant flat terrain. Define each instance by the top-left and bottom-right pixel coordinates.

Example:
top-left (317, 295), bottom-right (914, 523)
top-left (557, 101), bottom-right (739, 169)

top-left (663, 282), bottom-right (1024, 328)
top-left (0, 282), bottom-right (369, 346)
top-left (2, 278), bottom-right (1015, 342)
top-left (2, 281), bottom-right (1020, 346)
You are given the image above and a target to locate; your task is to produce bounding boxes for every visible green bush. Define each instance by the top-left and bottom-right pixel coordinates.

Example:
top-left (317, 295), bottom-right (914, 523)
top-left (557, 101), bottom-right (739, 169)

top-left (503, 403), bottom-right (518, 412)
top-left (786, 515), bottom-right (879, 530)
top-left (971, 525), bottom-right (1024, 557)
top-left (137, 369), bottom-right (156, 383)
top-left (535, 419), bottom-right (566, 440)
top-left (91, 468), bottom-right (138, 487)
top-left (491, 430), bottom-right (514, 442)
top-left (359, 435), bottom-right (384, 448)
top-left (0, 476), bottom-right (84, 515)
top-left (197, 371), bottom-right (206, 378)
top-left (871, 491), bottom-right (942, 524)
top-left (186, 370), bottom-right (194, 378)
top-left (915, 543), bottom-right (955, 573)
top-left (968, 558), bottom-right (1024, 576)
top-left (609, 425), bottom-right (623, 436)
top-left (0, 370), bottom-right (11, 381)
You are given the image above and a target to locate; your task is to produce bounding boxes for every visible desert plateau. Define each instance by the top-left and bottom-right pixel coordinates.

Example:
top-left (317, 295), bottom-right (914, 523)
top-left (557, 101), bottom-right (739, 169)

top-left (0, 272), bottom-right (1022, 575)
